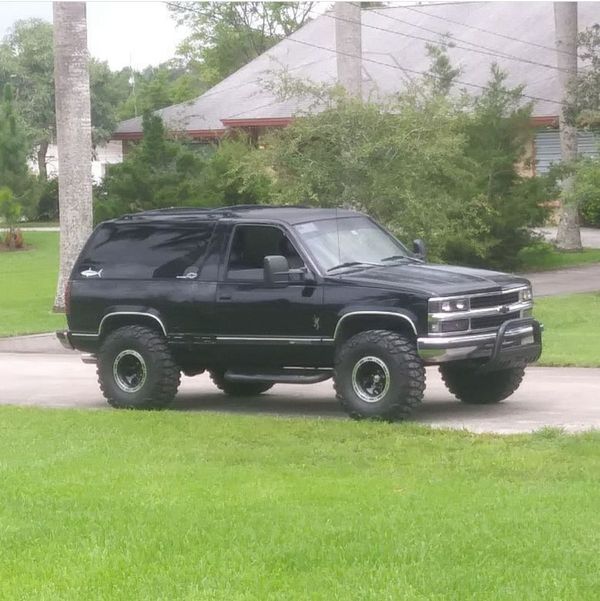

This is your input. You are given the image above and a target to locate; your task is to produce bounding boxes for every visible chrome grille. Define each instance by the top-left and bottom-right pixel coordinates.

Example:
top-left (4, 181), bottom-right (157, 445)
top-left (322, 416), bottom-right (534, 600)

top-left (470, 291), bottom-right (520, 309)
top-left (471, 311), bottom-right (521, 330)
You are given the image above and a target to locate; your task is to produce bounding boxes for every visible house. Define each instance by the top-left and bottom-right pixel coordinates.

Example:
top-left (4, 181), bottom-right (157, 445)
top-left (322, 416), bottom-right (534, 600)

top-left (112, 1), bottom-right (600, 174)
top-left (29, 141), bottom-right (123, 183)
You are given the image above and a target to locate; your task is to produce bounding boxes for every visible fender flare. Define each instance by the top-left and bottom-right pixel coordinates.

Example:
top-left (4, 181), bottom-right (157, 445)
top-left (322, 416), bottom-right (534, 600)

top-left (333, 310), bottom-right (419, 340)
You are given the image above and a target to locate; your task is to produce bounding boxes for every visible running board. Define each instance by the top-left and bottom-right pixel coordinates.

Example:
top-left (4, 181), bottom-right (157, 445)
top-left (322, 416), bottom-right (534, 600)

top-left (224, 369), bottom-right (332, 385)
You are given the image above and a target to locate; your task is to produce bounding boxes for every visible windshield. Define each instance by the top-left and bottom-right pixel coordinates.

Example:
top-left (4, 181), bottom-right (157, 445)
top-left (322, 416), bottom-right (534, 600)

top-left (294, 216), bottom-right (411, 272)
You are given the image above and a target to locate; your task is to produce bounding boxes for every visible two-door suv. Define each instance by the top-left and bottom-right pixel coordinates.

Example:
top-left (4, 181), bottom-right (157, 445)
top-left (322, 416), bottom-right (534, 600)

top-left (58, 206), bottom-right (542, 420)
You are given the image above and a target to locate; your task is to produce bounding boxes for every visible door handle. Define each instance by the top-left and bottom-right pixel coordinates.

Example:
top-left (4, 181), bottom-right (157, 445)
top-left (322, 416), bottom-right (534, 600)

top-left (219, 294), bottom-right (232, 301)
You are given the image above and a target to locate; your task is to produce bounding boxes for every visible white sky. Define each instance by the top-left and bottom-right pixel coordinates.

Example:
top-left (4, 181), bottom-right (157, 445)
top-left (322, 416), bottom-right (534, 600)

top-left (0, 1), bottom-right (190, 70)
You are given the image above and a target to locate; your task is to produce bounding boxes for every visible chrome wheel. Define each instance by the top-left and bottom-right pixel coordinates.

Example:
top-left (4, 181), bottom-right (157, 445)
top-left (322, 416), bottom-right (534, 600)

top-left (113, 349), bottom-right (147, 393)
top-left (351, 356), bottom-right (390, 403)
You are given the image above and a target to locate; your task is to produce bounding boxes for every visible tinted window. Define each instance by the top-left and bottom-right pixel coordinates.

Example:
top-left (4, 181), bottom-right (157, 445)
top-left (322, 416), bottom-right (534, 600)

top-left (226, 225), bottom-right (304, 281)
top-left (79, 222), bottom-right (214, 279)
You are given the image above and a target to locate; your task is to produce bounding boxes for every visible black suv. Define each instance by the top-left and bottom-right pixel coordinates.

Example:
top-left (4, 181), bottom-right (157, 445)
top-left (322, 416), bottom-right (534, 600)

top-left (58, 206), bottom-right (542, 420)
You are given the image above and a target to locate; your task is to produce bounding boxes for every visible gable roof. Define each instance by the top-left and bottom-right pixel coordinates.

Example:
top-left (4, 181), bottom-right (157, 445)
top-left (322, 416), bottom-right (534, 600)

top-left (114, 1), bottom-right (599, 139)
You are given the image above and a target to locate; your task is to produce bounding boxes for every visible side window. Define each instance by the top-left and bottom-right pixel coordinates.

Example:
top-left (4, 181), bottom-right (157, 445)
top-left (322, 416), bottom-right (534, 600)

top-left (226, 225), bottom-right (304, 281)
top-left (78, 223), bottom-right (214, 280)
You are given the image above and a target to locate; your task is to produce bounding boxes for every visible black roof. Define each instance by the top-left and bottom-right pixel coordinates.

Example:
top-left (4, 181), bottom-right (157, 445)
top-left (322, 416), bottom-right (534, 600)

top-left (115, 205), bottom-right (361, 226)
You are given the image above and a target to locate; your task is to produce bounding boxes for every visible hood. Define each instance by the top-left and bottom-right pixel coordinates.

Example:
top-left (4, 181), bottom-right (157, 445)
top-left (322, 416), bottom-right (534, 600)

top-left (331, 262), bottom-right (530, 297)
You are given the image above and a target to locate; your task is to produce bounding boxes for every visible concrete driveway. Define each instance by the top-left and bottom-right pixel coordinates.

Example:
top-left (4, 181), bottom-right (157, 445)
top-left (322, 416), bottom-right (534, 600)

top-left (526, 263), bottom-right (600, 297)
top-left (1, 352), bottom-right (599, 434)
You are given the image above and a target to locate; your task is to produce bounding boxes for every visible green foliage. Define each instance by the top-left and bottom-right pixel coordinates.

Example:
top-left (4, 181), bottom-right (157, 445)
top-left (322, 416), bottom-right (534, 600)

top-left (0, 186), bottom-right (20, 225)
top-left (115, 60), bottom-right (207, 121)
top-left (35, 177), bottom-right (59, 221)
top-left (243, 63), bottom-right (548, 269)
top-left (567, 24), bottom-right (600, 126)
top-left (446, 66), bottom-right (549, 269)
top-left (251, 93), bottom-right (483, 262)
top-left (95, 112), bottom-right (206, 220)
top-left (0, 19), bottom-right (133, 170)
top-left (0, 19), bottom-right (55, 160)
top-left (0, 85), bottom-right (29, 192)
top-left (96, 115), bottom-right (269, 220)
top-left (571, 157), bottom-right (600, 226)
top-left (169, 2), bottom-right (314, 87)
top-left (424, 40), bottom-right (461, 96)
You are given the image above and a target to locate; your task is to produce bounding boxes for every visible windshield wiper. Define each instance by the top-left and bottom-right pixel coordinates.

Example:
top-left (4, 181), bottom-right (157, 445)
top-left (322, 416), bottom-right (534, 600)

top-left (327, 261), bottom-right (379, 273)
top-left (380, 255), bottom-right (420, 263)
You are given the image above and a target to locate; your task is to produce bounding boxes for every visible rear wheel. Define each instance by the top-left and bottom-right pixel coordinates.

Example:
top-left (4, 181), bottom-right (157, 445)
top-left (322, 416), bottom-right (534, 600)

top-left (209, 371), bottom-right (274, 396)
top-left (333, 329), bottom-right (425, 421)
top-left (439, 364), bottom-right (526, 404)
top-left (97, 325), bottom-right (180, 409)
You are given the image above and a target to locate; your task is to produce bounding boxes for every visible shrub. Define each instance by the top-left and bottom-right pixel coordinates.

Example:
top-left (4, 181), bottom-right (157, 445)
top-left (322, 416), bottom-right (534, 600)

top-left (574, 157), bottom-right (600, 226)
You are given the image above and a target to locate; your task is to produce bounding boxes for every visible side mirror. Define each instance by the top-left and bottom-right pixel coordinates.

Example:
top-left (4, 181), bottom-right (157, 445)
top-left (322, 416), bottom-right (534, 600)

top-left (413, 239), bottom-right (427, 260)
top-left (264, 255), bottom-right (291, 285)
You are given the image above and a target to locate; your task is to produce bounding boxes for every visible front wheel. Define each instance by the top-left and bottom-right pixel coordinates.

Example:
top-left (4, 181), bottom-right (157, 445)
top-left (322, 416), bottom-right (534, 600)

top-left (97, 325), bottom-right (180, 410)
top-left (439, 364), bottom-right (526, 404)
top-left (333, 330), bottom-right (425, 421)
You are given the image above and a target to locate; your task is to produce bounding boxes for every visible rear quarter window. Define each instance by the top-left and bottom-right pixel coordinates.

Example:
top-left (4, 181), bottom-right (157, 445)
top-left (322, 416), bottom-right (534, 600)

top-left (77, 222), bottom-right (214, 279)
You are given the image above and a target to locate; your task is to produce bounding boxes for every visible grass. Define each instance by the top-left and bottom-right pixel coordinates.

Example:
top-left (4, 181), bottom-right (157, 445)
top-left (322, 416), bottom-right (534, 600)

top-left (0, 231), bottom-right (65, 336)
top-left (518, 243), bottom-right (600, 272)
top-left (1, 406), bottom-right (600, 600)
top-left (535, 292), bottom-right (600, 367)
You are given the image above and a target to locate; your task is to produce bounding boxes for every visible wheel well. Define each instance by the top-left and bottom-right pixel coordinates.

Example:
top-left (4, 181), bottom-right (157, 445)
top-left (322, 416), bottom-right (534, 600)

top-left (335, 314), bottom-right (417, 347)
top-left (99, 314), bottom-right (165, 339)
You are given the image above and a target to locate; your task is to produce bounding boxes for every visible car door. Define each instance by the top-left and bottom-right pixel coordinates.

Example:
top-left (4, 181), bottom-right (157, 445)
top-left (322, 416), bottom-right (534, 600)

top-left (214, 223), bottom-right (327, 367)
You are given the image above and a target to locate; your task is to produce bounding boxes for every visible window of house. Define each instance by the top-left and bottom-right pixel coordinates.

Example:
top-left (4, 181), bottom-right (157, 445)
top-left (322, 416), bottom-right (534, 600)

top-left (226, 225), bottom-right (304, 281)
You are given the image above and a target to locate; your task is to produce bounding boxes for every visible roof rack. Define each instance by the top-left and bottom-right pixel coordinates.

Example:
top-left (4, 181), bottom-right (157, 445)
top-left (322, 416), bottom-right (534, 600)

top-left (120, 204), bottom-right (313, 221)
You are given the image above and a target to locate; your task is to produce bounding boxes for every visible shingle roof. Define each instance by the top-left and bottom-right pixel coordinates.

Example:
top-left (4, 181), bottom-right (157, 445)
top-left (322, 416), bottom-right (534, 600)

top-left (114, 1), bottom-right (599, 137)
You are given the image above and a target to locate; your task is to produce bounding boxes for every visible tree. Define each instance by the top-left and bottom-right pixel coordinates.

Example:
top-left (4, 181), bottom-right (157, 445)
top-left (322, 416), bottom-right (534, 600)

top-left (115, 60), bottom-right (206, 121)
top-left (567, 24), bottom-right (600, 126)
top-left (96, 114), bottom-right (268, 220)
top-left (450, 66), bottom-right (549, 268)
top-left (168, 2), bottom-right (314, 87)
top-left (239, 63), bottom-right (548, 269)
top-left (553, 2), bottom-right (582, 251)
top-left (95, 112), bottom-right (207, 219)
top-left (0, 18), bottom-right (129, 178)
top-left (0, 19), bottom-right (54, 179)
top-left (53, 2), bottom-right (94, 311)
top-left (0, 84), bottom-right (31, 198)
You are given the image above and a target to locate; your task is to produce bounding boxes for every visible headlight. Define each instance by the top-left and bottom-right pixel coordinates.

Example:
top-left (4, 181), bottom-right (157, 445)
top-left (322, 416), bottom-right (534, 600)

top-left (519, 287), bottom-right (533, 302)
top-left (429, 298), bottom-right (470, 313)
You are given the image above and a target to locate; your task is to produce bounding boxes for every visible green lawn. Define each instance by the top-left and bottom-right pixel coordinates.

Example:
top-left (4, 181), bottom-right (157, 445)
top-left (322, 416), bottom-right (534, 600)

top-left (0, 231), bottom-right (65, 336)
top-left (535, 292), bottom-right (600, 367)
top-left (519, 244), bottom-right (600, 272)
top-left (0, 406), bottom-right (599, 600)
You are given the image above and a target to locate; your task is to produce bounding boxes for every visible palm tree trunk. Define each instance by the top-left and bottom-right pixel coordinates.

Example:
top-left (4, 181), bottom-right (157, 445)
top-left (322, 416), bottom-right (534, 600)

top-left (554, 2), bottom-right (582, 251)
top-left (52, 2), bottom-right (93, 311)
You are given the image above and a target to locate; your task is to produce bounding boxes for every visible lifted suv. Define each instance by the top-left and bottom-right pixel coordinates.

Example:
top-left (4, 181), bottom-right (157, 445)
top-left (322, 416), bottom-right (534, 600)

top-left (58, 206), bottom-right (542, 420)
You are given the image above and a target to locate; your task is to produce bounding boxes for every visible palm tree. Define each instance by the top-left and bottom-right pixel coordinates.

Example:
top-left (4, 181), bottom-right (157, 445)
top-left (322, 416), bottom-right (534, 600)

top-left (554, 2), bottom-right (582, 251)
top-left (53, 2), bottom-right (93, 310)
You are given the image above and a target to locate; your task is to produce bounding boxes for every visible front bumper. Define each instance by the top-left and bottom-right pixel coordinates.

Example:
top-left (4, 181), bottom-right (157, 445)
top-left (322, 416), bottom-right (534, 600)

top-left (417, 318), bottom-right (542, 368)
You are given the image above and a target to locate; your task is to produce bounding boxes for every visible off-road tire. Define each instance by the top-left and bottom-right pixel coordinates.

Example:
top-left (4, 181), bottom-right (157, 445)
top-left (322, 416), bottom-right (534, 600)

top-left (333, 329), bottom-right (425, 421)
top-left (97, 325), bottom-right (180, 410)
top-left (209, 371), bottom-right (274, 396)
top-left (439, 364), bottom-right (526, 404)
